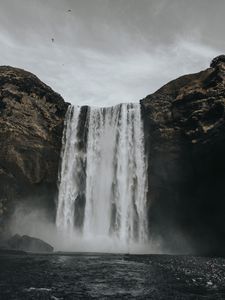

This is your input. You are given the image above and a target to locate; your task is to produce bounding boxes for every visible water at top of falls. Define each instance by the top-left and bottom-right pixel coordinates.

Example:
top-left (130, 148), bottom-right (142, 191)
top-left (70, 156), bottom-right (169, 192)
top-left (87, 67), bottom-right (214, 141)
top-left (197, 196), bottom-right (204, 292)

top-left (56, 103), bottom-right (149, 253)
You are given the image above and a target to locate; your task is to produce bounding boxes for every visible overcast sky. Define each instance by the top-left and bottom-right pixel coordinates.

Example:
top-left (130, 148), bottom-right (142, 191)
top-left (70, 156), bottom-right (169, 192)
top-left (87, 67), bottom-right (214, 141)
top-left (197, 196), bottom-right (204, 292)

top-left (0, 0), bottom-right (224, 106)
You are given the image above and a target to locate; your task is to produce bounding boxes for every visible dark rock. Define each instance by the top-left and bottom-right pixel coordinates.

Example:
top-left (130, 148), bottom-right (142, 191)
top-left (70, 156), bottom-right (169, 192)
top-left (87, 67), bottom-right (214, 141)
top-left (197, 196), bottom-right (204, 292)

top-left (7, 234), bottom-right (53, 253)
top-left (141, 55), bottom-right (225, 255)
top-left (0, 66), bottom-right (69, 233)
top-left (210, 55), bottom-right (225, 68)
top-left (0, 249), bottom-right (27, 255)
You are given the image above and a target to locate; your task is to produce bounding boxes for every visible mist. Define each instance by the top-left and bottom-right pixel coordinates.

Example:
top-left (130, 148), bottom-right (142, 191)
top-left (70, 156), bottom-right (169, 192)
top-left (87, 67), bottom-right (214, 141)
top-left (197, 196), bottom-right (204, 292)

top-left (9, 202), bottom-right (156, 254)
top-left (8, 199), bottom-right (193, 255)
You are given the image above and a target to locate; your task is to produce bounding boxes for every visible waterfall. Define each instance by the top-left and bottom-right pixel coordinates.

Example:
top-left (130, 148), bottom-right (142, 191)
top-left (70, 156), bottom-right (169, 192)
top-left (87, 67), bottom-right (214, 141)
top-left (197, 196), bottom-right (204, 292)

top-left (56, 103), bottom-right (148, 252)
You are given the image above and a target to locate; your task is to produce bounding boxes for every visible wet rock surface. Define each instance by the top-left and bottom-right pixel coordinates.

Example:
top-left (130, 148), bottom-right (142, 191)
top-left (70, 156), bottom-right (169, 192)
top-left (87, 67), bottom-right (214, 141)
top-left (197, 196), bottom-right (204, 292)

top-left (6, 234), bottom-right (53, 253)
top-left (0, 254), bottom-right (225, 299)
top-left (0, 66), bottom-right (68, 232)
top-left (141, 56), bottom-right (225, 255)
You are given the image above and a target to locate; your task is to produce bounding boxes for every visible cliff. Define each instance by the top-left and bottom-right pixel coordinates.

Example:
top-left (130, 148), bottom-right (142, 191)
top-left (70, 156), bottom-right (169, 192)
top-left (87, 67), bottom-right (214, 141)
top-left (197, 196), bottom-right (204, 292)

top-left (1, 56), bottom-right (225, 255)
top-left (141, 55), bottom-right (225, 254)
top-left (0, 66), bottom-right (68, 233)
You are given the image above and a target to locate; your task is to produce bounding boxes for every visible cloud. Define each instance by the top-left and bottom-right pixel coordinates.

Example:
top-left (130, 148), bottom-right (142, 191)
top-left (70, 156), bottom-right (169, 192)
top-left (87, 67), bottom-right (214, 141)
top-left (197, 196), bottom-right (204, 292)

top-left (0, 0), bottom-right (224, 106)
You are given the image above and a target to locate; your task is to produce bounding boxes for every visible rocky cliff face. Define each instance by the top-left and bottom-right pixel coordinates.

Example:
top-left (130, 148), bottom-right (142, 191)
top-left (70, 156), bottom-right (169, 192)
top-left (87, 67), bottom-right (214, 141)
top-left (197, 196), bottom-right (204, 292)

top-left (1, 57), bottom-right (225, 255)
top-left (0, 66), bottom-right (68, 233)
top-left (141, 55), bottom-right (225, 254)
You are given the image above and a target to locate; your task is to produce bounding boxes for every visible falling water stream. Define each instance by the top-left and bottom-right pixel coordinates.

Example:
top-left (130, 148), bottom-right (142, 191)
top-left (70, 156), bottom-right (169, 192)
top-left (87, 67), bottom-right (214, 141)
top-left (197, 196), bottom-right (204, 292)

top-left (56, 103), bottom-right (148, 252)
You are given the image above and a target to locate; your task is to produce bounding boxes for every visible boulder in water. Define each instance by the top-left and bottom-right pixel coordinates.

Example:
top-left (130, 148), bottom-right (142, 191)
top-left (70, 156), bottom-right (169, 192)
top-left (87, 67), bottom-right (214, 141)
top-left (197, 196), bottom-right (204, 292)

top-left (7, 234), bottom-right (53, 253)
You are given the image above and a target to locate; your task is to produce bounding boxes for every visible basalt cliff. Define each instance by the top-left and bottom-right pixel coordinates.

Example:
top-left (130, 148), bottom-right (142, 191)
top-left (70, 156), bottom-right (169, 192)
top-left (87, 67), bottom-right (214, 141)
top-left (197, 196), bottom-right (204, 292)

top-left (1, 56), bottom-right (225, 255)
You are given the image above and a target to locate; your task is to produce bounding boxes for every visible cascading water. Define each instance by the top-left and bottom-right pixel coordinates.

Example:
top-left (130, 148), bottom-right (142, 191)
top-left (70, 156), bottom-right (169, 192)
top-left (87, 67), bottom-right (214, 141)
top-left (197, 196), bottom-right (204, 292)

top-left (56, 103), bottom-right (148, 253)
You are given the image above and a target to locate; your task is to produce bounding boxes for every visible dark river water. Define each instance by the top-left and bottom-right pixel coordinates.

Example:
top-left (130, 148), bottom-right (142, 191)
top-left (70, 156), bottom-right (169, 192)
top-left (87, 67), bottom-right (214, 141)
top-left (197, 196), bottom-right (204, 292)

top-left (1, 253), bottom-right (225, 299)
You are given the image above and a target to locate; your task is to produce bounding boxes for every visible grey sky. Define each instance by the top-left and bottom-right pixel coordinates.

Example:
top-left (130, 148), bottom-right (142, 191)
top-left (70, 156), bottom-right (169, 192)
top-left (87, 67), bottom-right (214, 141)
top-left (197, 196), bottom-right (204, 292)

top-left (0, 0), bottom-right (224, 106)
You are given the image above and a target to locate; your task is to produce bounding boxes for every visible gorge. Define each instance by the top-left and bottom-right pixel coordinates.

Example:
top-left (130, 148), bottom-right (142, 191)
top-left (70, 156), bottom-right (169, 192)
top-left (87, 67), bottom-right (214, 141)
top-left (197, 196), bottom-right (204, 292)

top-left (1, 55), bottom-right (225, 255)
